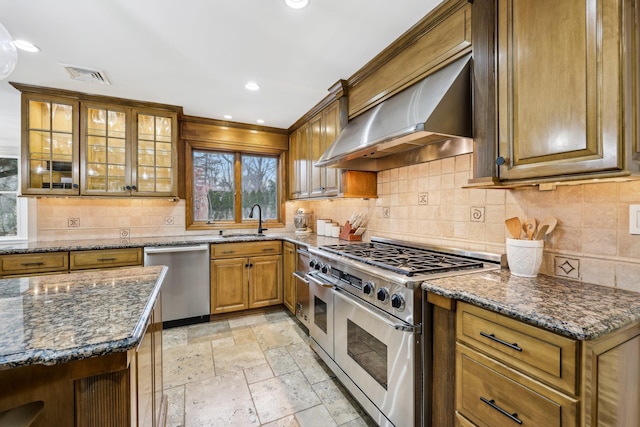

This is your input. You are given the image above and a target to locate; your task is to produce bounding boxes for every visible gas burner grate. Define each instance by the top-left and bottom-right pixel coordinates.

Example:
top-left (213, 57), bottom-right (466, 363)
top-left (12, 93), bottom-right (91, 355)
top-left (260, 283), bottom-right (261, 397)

top-left (319, 242), bottom-right (484, 276)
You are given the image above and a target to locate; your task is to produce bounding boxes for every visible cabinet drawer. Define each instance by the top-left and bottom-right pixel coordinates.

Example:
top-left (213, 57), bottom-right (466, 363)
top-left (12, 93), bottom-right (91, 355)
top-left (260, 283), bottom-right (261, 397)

top-left (0, 252), bottom-right (69, 276)
top-left (456, 302), bottom-right (578, 395)
top-left (457, 344), bottom-right (577, 427)
top-left (211, 241), bottom-right (282, 258)
top-left (70, 248), bottom-right (143, 270)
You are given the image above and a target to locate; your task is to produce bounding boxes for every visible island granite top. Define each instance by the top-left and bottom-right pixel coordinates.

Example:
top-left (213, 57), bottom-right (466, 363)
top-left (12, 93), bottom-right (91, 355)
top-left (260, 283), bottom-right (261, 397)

top-left (0, 265), bottom-right (167, 370)
top-left (423, 269), bottom-right (640, 340)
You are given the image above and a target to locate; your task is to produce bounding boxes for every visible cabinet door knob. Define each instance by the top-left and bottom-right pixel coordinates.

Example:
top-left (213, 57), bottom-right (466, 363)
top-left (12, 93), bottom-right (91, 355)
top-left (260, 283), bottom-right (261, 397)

top-left (125, 185), bottom-right (132, 190)
top-left (496, 156), bottom-right (507, 166)
top-left (131, 185), bottom-right (137, 191)
top-left (72, 183), bottom-right (79, 189)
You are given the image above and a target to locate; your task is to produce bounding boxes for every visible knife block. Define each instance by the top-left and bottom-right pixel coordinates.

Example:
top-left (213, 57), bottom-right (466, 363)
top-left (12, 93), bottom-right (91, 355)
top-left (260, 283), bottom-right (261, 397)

top-left (339, 221), bottom-right (362, 241)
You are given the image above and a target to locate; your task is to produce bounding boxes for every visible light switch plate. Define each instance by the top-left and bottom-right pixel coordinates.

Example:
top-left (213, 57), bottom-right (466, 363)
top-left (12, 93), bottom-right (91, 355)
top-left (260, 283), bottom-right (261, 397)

top-left (630, 205), bottom-right (640, 235)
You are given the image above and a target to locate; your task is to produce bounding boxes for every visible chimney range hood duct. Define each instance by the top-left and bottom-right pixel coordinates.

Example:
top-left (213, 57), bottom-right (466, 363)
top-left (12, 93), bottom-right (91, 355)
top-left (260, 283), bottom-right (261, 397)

top-left (315, 54), bottom-right (473, 172)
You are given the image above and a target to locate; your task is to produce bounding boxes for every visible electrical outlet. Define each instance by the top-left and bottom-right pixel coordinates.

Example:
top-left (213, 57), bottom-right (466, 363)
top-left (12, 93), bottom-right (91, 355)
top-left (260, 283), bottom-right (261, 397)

top-left (418, 192), bottom-right (428, 205)
top-left (164, 216), bottom-right (174, 225)
top-left (630, 205), bottom-right (640, 234)
top-left (120, 229), bottom-right (130, 238)
top-left (68, 218), bottom-right (80, 227)
top-left (470, 206), bottom-right (485, 222)
top-left (383, 207), bottom-right (390, 218)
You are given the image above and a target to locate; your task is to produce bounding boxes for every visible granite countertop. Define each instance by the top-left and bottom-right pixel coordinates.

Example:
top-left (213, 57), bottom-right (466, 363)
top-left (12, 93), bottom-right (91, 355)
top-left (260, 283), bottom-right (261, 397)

top-left (0, 232), bottom-right (344, 255)
top-left (0, 265), bottom-right (167, 370)
top-left (423, 269), bottom-right (640, 340)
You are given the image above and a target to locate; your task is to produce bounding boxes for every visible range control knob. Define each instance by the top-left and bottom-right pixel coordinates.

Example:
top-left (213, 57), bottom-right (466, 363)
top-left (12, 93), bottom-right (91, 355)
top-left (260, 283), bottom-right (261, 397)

top-left (391, 294), bottom-right (405, 310)
top-left (321, 263), bottom-right (330, 274)
top-left (362, 281), bottom-right (375, 295)
top-left (376, 288), bottom-right (389, 303)
top-left (309, 259), bottom-right (319, 270)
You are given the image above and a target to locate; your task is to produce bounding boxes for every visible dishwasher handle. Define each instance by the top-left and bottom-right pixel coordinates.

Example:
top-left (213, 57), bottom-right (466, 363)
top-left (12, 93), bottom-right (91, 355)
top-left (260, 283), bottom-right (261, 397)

top-left (144, 244), bottom-right (209, 254)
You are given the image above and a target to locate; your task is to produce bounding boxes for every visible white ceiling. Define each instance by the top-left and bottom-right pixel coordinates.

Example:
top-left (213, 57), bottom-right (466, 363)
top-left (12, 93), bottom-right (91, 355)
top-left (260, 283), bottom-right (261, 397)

top-left (0, 0), bottom-right (442, 144)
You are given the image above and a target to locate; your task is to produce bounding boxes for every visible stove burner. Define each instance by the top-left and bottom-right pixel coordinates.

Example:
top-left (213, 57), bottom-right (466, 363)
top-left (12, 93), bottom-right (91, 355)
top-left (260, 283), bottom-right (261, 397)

top-left (319, 242), bottom-right (485, 276)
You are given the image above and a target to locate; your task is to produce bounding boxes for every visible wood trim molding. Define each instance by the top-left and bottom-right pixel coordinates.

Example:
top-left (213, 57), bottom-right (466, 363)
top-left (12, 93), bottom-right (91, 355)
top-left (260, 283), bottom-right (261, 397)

top-left (9, 82), bottom-right (183, 113)
top-left (288, 79), bottom-right (348, 132)
top-left (347, 0), bottom-right (472, 88)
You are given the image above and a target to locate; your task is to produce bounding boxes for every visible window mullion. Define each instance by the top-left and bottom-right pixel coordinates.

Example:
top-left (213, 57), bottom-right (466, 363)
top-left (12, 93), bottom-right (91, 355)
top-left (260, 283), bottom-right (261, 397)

top-left (234, 153), bottom-right (242, 224)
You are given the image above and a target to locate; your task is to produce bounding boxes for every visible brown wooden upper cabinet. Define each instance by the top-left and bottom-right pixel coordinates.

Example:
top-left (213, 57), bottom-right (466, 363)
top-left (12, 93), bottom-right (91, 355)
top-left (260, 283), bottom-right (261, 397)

top-left (472, 0), bottom-right (640, 185)
top-left (289, 100), bottom-right (341, 199)
top-left (14, 84), bottom-right (181, 197)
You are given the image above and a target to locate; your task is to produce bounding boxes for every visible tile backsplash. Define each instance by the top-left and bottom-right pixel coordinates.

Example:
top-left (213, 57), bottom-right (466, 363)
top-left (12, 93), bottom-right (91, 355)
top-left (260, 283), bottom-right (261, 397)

top-left (290, 154), bottom-right (640, 292)
top-left (33, 153), bottom-right (640, 291)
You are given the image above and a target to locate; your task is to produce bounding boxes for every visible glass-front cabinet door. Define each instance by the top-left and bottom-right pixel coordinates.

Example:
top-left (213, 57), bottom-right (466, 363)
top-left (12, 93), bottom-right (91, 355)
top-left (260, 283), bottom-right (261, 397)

top-left (22, 96), bottom-right (79, 195)
top-left (81, 103), bottom-right (131, 195)
top-left (134, 110), bottom-right (177, 196)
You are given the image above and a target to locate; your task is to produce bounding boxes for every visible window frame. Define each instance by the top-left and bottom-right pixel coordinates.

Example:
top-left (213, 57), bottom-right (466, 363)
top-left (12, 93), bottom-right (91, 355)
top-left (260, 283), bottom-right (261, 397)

top-left (0, 151), bottom-right (27, 243)
top-left (185, 140), bottom-right (286, 231)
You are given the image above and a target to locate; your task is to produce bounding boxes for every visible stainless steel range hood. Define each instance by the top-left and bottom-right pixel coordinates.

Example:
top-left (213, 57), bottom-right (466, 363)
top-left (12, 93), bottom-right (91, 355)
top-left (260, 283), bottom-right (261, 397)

top-left (315, 54), bottom-right (473, 171)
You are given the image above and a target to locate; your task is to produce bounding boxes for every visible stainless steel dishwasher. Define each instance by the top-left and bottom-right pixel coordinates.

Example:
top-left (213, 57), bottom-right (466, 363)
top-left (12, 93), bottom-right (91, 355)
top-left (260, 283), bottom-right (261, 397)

top-left (143, 244), bottom-right (210, 328)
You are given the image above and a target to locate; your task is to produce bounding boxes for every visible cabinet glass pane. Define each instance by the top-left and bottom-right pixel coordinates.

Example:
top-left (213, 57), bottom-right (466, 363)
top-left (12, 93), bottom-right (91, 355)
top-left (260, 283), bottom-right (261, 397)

top-left (28, 101), bottom-right (50, 130)
top-left (136, 113), bottom-right (173, 193)
top-left (107, 139), bottom-right (126, 164)
top-left (26, 99), bottom-right (75, 192)
top-left (156, 116), bottom-right (171, 142)
top-left (52, 104), bottom-right (73, 132)
top-left (84, 106), bottom-right (127, 193)
top-left (87, 136), bottom-right (107, 163)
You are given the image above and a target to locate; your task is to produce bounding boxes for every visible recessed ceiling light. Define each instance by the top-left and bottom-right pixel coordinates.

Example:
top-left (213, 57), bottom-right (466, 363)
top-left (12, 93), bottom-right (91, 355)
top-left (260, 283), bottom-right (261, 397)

top-left (223, 114), bottom-right (232, 120)
top-left (284, 0), bottom-right (309, 9)
top-left (257, 119), bottom-right (265, 124)
top-left (12, 39), bottom-right (40, 52)
top-left (244, 82), bottom-right (260, 91)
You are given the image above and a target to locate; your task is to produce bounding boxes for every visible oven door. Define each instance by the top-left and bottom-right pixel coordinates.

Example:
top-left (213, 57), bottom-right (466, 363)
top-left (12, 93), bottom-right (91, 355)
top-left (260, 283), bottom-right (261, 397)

top-left (306, 272), bottom-right (334, 359)
top-left (334, 288), bottom-right (418, 427)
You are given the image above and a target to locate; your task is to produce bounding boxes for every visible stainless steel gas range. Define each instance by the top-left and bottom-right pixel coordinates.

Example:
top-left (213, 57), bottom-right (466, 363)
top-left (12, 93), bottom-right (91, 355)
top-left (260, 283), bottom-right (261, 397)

top-left (304, 237), bottom-right (503, 427)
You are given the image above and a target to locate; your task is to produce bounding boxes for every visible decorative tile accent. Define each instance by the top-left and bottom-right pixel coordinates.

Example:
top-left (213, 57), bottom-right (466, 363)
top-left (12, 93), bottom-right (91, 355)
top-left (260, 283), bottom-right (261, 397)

top-left (120, 228), bottom-right (130, 238)
top-left (470, 206), bottom-right (485, 222)
top-left (418, 192), bottom-right (428, 205)
top-left (68, 217), bottom-right (80, 227)
top-left (554, 256), bottom-right (580, 279)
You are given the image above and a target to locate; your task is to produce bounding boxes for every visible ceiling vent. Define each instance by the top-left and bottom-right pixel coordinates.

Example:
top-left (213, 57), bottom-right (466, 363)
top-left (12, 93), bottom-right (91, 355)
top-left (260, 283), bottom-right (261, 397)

top-left (60, 64), bottom-right (111, 85)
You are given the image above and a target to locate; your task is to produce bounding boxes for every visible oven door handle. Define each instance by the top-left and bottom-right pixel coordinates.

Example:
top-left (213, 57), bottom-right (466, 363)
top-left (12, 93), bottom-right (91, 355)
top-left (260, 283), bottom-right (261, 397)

top-left (305, 272), bottom-right (335, 289)
top-left (293, 271), bottom-right (309, 283)
top-left (333, 287), bottom-right (421, 334)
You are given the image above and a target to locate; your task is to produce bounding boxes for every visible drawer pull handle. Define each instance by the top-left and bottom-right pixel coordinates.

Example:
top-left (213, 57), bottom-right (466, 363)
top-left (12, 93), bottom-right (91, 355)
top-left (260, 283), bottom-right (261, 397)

top-left (221, 250), bottom-right (235, 254)
top-left (480, 332), bottom-right (523, 352)
top-left (480, 397), bottom-right (522, 424)
top-left (21, 261), bottom-right (44, 267)
top-left (262, 248), bottom-right (275, 252)
top-left (97, 257), bottom-right (117, 261)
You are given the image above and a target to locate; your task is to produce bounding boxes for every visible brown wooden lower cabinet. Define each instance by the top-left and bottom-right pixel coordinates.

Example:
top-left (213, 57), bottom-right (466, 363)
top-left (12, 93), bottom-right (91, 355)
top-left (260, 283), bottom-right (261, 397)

top-left (0, 296), bottom-right (165, 427)
top-left (210, 241), bottom-right (283, 315)
top-left (426, 295), bottom-right (640, 427)
top-left (0, 251), bottom-right (69, 278)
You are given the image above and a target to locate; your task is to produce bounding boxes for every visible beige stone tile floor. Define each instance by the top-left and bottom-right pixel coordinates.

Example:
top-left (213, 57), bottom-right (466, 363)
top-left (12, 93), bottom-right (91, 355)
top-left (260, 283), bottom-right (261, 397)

top-left (162, 309), bottom-right (377, 427)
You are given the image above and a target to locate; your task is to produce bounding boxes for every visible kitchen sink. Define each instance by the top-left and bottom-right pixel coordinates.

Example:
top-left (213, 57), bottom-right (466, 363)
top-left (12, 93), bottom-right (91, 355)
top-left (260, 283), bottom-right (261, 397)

top-left (221, 233), bottom-right (268, 238)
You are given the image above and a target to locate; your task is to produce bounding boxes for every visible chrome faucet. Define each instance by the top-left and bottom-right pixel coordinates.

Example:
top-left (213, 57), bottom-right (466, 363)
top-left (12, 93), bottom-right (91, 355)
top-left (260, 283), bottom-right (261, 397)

top-left (249, 204), bottom-right (267, 235)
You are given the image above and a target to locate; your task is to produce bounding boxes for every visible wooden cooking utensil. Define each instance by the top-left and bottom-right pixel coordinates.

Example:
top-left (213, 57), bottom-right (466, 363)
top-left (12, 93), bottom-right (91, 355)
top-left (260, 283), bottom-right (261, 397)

top-left (535, 224), bottom-right (549, 240)
top-left (523, 218), bottom-right (537, 240)
top-left (505, 217), bottom-right (522, 239)
top-left (538, 216), bottom-right (557, 236)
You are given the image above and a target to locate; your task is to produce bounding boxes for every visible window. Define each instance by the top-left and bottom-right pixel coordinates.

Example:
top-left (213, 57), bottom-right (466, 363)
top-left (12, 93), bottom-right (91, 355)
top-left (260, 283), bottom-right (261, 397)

top-left (0, 157), bottom-right (20, 238)
top-left (190, 149), bottom-right (281, 228)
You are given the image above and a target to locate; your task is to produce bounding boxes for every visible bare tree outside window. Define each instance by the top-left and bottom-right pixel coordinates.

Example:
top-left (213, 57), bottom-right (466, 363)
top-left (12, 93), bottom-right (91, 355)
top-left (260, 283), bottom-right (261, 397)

top-left (241, 155), bottom-right (277, 220)
top-left (192, 151), bottom-right (235, 221)
top-left (0, 158), bottom-right (18, 237)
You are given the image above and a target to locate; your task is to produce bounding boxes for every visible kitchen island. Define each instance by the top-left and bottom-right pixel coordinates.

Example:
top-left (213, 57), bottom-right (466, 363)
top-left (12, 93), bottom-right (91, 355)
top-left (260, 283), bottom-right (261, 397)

top-left (423, 270), bottom-right (640, 427)
top-left (0, 265), bottom-right (167, 426)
